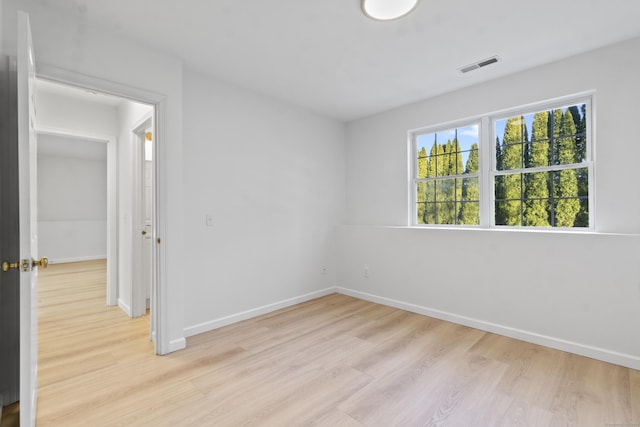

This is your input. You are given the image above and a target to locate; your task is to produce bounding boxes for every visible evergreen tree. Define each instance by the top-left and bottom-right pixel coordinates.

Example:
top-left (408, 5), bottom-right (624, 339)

top-left (571, 104), bottom-right (589, 227)
top-left (523, 112), bottom-right (550, 226)
top-left (494, 136), bottom-right (505, 225)
top-left (443, 139), bottom-right (453, 176)
top-left (423, 140), bottom-right (439, 224)
top-left (496, 117), bottom-right (525, 225)
top-left (437, 139), bottom-right (454, 224)
top-left (418, 146), bottom-right (428, 178)
top-left (427, 140), bottom-right (438, 177)
top-left (495, 136), bottom-right (503, 171)
top-left (459, 144), bottom-right (479, 225)
top-left (449, 137), bottom-right (463, 176)
top-left (523, 122), bottom-right (531, 168)
top-left (555, 111), bottom-right (580, 226)
top-left (417, 147), bottom-right (428, 223)
top-left (550, 109), bottom-right (564, 163)
top-left (449, 136), bottom-right (464, 222)
top-left (568, 105), bottom-right (585, 162)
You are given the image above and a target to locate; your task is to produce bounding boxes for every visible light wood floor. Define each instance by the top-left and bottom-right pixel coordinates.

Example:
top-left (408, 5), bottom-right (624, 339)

top-left (36, 260), bottom-right (639, 426)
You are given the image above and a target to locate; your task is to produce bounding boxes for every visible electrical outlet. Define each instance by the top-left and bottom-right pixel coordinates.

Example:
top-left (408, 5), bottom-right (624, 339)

top-left (363, 266), bottom-right (369, 278)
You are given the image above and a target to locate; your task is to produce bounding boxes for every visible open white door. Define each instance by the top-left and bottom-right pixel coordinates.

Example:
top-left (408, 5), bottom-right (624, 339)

top-left (17, 11), bottom-right (41, 427)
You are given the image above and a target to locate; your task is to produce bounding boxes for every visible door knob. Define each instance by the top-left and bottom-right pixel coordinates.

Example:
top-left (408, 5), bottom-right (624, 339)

top-left (2, 261), bottom-right (20, 272)
top-left (32, 257), bottom-right (49, 269)
top-left (2, 259), bottom-right (31, 272)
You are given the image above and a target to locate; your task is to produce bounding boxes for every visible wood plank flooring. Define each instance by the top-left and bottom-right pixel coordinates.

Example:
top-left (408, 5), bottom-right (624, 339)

top-left (36, 260), bottom-right (639, 426)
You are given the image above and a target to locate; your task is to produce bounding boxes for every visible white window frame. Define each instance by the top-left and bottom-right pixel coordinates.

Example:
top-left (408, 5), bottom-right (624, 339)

top-left (409, 93), bottom-right (595, 231)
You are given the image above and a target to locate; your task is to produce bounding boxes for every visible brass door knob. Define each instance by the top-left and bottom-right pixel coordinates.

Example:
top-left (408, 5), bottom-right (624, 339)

top-left (2, 259), bottom-right (32, 272)
top-left (32, 257), bottom-right (48, 269)
top-left (2, 261), bottom-right (19, 272)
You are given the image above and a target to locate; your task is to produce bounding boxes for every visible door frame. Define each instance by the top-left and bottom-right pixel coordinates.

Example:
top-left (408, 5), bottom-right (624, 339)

top-left (36, 64), bottom-right (168, 355)
top-left (35, 126), bottom-right (117, 306)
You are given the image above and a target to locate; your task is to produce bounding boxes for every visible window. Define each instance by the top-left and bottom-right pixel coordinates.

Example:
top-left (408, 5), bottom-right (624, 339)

top-left (414, 123), bottom-right (480, 225)
top-left (411, 96), bottom-right (592, 229)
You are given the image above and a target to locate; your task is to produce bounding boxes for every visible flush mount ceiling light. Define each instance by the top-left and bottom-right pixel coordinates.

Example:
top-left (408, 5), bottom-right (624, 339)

top-left (362, 0), bottom-right (419, 21)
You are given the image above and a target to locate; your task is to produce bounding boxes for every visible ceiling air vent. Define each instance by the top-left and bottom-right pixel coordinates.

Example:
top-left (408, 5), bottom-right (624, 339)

top-left (458, 56), bottom-right (500, 74)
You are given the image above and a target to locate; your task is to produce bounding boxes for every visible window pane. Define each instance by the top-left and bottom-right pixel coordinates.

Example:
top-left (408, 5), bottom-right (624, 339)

top-left (550, 168), bottom-right (588, 227)
top-left (528, 140), bottom-right (551, 167)
top-left (496, 103), bottom-right (587, 170)
top-left (416, 178), bottom-right (473, 225)
top-left (495, 199), bottom-right (522, 226)
top-left (459, 201), bottom-right (479, 225)
top-left (417, 147), bottom-right (428, 178)
top-left (435, 202), bottom-right (456, 225)
top-left (416, 182), bottom-right (435, 224)
top-left (415, 124), bottom-right (479, 179)
top-left (523, 172), bottom-right (551, 226)
top-left (436, 179), bottom-right (462, 224)
top-left (460, 176), bottom-right (479, 224)
top-left (495, 168), bottom-right (588, 228)
top-left (552, 197), bottom-right (585, 227)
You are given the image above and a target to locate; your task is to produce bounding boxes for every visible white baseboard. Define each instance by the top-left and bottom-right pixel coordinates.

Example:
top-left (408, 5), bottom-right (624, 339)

top-left (48, 255), bottom-right (107, 264)
top-left (168, 338), bottom-right (186, 353)
top-left (337, 287), bottom-right (640, 371)
top-left (184, 287), bottom-right (337, 338)
top-left (117, 298), bottom-right (132, 317)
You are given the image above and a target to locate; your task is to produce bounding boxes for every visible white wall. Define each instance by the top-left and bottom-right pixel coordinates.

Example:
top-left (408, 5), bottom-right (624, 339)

top-left (3, 0), bottom-right (185, 353)
top-left (37, 133), bottom-right (107, 263)
top-left (182, 69), bottom-right (345, 335)
top-left (341, 37), bottom-right (640, 369)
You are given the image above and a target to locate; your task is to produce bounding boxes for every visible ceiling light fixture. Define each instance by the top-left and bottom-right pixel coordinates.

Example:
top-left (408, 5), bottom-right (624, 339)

top-left (362, 0), bottom-right (419, 21)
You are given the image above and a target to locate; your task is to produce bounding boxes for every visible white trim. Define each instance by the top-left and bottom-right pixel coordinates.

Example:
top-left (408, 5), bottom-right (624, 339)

top-left (183, 287), bottom-right (337, 338)
top-left (168, 338), bottom-right (186, 353)
top-left (48, 255), bottom-right (106, 265)
top-left (336, 287), bottom-right (640, 370)
top-left (117, 298), bottom-right (132, 317)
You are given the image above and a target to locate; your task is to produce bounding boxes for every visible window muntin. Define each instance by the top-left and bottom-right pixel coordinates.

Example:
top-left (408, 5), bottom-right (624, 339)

top-left (411, 96), bottom-right (592, 230)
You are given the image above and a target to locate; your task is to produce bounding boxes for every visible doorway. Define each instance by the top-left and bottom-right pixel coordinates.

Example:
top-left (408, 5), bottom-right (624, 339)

top-left (33, 77), bottom-right (159, 349)
top-left (132, 117), bottom-right (154, 320)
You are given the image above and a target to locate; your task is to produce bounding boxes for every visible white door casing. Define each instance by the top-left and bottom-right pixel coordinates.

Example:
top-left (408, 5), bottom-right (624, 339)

top-left (17, 11), bottom-right (39, 427)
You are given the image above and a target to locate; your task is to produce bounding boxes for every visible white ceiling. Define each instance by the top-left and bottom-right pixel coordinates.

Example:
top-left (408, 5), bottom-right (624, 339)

top-left (26, 0), bottom-right (640, 122)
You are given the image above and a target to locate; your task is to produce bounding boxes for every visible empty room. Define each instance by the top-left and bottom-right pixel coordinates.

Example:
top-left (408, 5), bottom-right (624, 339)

top-left (1, 0), bottom-right (639, 426)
